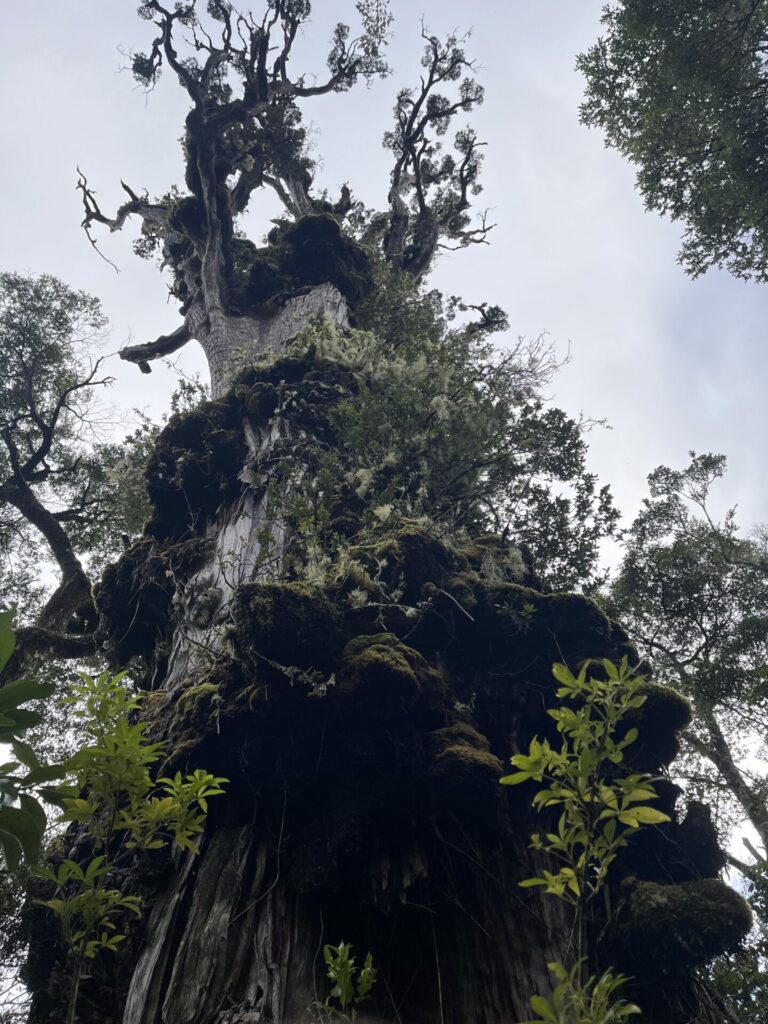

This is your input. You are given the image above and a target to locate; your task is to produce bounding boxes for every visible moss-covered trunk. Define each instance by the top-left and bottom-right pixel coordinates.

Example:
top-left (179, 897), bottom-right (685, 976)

top-left (26, 355), bottom-right (748, 1024)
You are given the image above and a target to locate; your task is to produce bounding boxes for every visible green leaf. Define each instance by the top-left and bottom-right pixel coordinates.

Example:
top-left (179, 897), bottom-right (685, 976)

top-left (622, 726), bottom-right (639, 747)
top-left (0, 830), bottom-right (23, 871)
top-left (500, 771), bottom-right (532, 786)
top-left (529, 995), bottom-right (556, 1021)
top-left (21, 764), bottom-right (66, 786)
top-left (0, 613), bottom-right (16, 674)
top-left (626, 806), bottom-right (671, 826)
top-left (4, 709), bottom-right (43, 730)
top-left (0, 804), bottom-right (44, 865)
top-left (11, 738), bottom-right (40, 770)
top-left (551, 663), bottom-right (575, 687)
top-left (0, 677), bottom-right (55, 714)
top-left (19, 793), bottom-right (46, 832)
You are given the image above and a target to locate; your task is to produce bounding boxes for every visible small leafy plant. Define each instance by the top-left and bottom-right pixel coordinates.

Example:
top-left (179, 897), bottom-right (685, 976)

top-left (321, 941), bottom-right (377, 1021)
top-left (502, 657), bottom-right (671, 1023)
top-left (58, 670), bottom-right (226, 853)
top-left (35, 668), bottom-right (227, 1024)
top-left (523, 962), bottom-right (641, 1024)
top-left (502, 657), bottom-right (670, 905)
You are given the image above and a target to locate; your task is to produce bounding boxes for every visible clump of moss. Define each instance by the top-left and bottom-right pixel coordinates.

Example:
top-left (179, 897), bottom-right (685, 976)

top-left (96, 538), bottom-right (174, 668)
top-left (430, 744), bottom-right (503, 790)
top-left (145, 404), bottom-right (244, 542)
top-left (231, 581), bottom-right (343, 673)
top-left (171, 681), bottom-right (222, 735)
top-left (96, 535), bottom-right (212, 676)
top-left (379, 523), bottom-right (463, 604)
top-left (340, 521), bottom-right (467, 608)
top-left (616, 878), bottom-right (752, 975)
top-left (624, 682), bottom-right (692, 768)
top-left (674, 801), bottom-right (727, 879)
top-left (427, 722), bottom-right (491, 755)
top-left (427, 729), bottom-right (504, 822)
top-left (229, 214), bottom-right (373, 314)
top-left (338, 633), bottom-right (443, 718)
top-left (454, 534), bottom-right (525, 582)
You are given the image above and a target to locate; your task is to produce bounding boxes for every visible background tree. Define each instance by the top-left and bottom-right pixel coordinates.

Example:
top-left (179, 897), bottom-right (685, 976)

top-left (0, 273), bottom-right (111, 661)
top-left (0, 270), bottom-right (209, 673)
top-left (607, 453), bottom-right (768, 857)
top-left (605, 453), bottom-right (768, 1020)
top-left (578, 0), bottom-right (768, 281)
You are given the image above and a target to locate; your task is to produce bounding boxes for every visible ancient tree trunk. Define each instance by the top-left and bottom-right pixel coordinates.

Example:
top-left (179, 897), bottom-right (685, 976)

top-left (25, 278), bottom-right (750, 1023)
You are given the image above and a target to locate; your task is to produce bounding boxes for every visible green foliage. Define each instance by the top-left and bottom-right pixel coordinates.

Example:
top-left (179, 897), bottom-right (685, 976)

top-left (522, 962), bottom-right (640, 1024)
top-left (502, 658), bottom-right (670, 904)
top-left (285, 267), bottom-right (618, 592)
top-left (321, 942), bottom-right (377, 1021)
top-left (504, 658), bottom-right (672, 1024)
top-left (36, 857), bottom-right (142, 960)
top-left (605, 453), bottom-right (768, 843)
top-left (0, 273), bottom-right (109, 620)
top-left (0, 264), bottom-right (206, 622)
top-left (0, 612), bottom-right (64, 869)
top-left (34, 668), bottom-right (226, 1023)
top-left (58, 669), bottom-right (227, 854)
top-left (579, 1), bottom-right (768, 281)
top-left (0, 273), bottom-right (108, 478)
top-left (711, 861), bottom-right (768, 1020)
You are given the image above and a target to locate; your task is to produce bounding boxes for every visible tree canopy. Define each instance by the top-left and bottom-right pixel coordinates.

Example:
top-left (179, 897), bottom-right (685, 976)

top-left (607, 453), bottom-right (768, 857)
top-left (77, 0), bottom-right (492, 388)
top-left (578, 0), bottom-right (768, 281)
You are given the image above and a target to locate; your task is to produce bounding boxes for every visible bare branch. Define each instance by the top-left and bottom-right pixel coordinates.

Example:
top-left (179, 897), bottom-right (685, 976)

top-left (119, 322), bottom-right (192, 373)
top-left (77, 170), bottom-right (168, 270)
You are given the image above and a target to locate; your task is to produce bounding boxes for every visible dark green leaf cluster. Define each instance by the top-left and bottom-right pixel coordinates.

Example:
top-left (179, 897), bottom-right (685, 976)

top-left (608, 453), bottom-right (768, 711)
top-left (523, 962), bottom-right (640, 1024)
top-left (321, 942), bottom-right (377, 1019)
top-left (503, 658), bottom-right (669, 904)
top-left (0, 613), bottom-right (65, 870)
top-left (579, 0), bottom-right (768, 280)
top-left (295, 264), bottom-right (619, 592)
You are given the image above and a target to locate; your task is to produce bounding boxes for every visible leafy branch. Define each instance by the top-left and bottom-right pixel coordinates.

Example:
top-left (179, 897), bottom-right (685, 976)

top-left (503, 657), bottom-right (673, 1024)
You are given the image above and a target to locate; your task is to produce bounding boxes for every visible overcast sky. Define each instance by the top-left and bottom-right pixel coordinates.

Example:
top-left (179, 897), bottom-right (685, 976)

top-left (2, 0), bottom-right (766, 541)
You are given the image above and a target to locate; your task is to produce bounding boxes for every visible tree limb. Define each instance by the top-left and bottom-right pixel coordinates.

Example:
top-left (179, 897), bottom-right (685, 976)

top-left (119, 323), bottom-right (192, 373)
top-left (0, 477), bottom-right (93, 631)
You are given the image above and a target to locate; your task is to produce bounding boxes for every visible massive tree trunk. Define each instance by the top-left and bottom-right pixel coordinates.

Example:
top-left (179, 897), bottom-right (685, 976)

top-left (24, 277), bottom-right (750, 1024)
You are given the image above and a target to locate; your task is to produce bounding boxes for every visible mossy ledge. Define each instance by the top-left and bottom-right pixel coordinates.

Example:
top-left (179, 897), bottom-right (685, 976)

top-left (616, 877), bottom-right (752, 974)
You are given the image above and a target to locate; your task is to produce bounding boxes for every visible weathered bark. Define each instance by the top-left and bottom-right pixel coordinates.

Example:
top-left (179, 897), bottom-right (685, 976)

top-left (121, 827), bottom-right (571, 1024)
top-left (194, 284), bottom-right (349, 399)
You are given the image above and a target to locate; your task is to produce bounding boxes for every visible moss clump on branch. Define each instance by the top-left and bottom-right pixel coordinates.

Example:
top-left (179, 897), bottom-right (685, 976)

top-left (616, 878), bottom-right (752, 974)
top-left (229, 214), bottom-right (374, 315)
top-left (429, 744), bottom-right (505, 816)
top-left (625, 682), bottom-right (693, 768)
